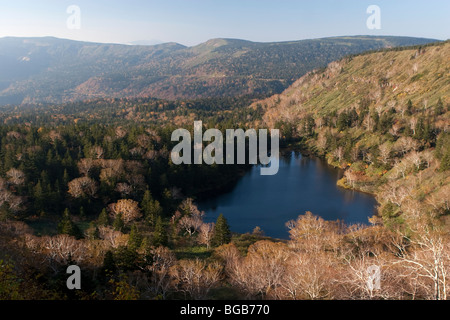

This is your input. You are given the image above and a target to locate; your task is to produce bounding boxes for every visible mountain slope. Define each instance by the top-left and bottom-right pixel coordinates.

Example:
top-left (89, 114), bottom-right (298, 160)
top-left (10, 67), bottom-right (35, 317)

top-left (0, 35), bottom-right (438, 105)
top-left (261, 41), bottom-right (449, 127)
top-left (256, 40), bottom-right (450, 226)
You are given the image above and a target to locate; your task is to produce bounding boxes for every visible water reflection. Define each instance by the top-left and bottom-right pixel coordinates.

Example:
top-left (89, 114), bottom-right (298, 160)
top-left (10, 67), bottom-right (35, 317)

top-left (198, 151), bottom-right (377, 239)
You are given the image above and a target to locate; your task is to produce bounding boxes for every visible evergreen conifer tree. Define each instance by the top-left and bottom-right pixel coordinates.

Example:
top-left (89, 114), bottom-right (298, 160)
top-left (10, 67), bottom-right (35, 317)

top-left (212, 214), bottom-right (231, 247)
top-left (97, 208), bottom-right (109, 226)
top-left (113, 212), bottom-right (124, 232)
top-left (58, 208), bottom-right (82, 239)
top-left (152, 216), bottom-right (167, 247)
top-left (128, 224), bottom-right (143, 250)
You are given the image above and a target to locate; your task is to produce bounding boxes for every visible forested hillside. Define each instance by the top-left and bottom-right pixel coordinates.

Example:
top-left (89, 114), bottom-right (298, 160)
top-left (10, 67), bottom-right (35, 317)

top-left (0, 39), bottom-right (449, 301)
top-left (0, 36), bottom-right (437, 105)
top-left (258, 40), bottom-right (450, 227)
top-left (0, 96), bottom-right (262, 129)
top-left (0, 122), bottom-right (252, 299)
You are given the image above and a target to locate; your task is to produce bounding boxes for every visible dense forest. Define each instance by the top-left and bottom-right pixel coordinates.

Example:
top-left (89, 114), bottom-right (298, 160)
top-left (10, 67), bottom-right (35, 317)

top-left (0, 96), bottom-right (264, 128)
top-left (0, 41), bottom-right (449, 301)
top-left (0, 120), bottom-right (254, 299)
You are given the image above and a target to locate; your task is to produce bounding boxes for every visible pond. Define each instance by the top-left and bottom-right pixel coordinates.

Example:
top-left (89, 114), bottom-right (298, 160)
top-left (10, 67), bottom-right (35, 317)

top-left (198, 151), bottom-right (378, 239)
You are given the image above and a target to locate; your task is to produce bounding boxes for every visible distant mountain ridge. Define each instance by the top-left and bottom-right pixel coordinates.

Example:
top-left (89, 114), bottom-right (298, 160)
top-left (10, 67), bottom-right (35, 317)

top-left (0, 35), bottom-right (439, 105)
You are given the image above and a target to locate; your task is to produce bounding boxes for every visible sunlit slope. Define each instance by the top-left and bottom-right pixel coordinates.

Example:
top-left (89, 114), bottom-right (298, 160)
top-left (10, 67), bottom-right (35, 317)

top-left (257, 41), bottom-right (450, 226)
top-left (261, 41), bottom-right (449, 127)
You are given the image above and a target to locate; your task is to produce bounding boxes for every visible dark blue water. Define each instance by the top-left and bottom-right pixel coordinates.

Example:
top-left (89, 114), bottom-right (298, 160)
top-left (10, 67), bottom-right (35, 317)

top-left (198, 151), bottom-right (377, 239)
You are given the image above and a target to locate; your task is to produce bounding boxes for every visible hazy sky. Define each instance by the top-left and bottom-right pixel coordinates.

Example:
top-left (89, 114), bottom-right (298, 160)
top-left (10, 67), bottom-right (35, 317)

top-left (0, 0), bottom-right (448, 46)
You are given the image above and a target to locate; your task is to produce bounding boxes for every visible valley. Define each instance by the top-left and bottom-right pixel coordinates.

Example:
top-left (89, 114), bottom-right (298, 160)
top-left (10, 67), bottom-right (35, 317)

top-left (0, 37), bottom-right (449, 301)
top-left (0, 35), bottom-right (437, 105)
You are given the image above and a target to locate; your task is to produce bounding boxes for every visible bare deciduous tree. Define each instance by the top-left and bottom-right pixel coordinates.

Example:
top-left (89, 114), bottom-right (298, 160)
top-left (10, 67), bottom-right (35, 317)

top-left (32, 235), bottom-right (88, 272)
top-left (108, 199), bottom-right (142, 225)
top-left (7, 195), bottom-right (24, 213)
top-left (381, 182), bottom-right (413, 207)
top-left (178, 211), bottom-right (205, 237)
top-left (392, 222), bottom-right (450, 300)
top-left (47, 130), bottom-right (62, 143)
top-left (315, 117), bottom-right (324, 129)
top-left (115, 182), bottom-right (133, 197)
top-left (198, 223), bottom-right (215, 248)
top-left (350, 146), bottom-right (360, 163)
top-left (389, 121), bottom-right (402, 137)
top-left (378, 143), bottom-right (392, 166)
top-left (143, 150), bottom-right (157, 160)
top-left (286, 212), bottom-right (340, 253)
top-left (115, 127), bottom-right (127, 139)
top-left (171, 259), bottom-right (222, 299)
top-left (281, 252), bottom-right (334, 300)
top-left (410, 117), bottom-right (418, 135)
top-left (406, 151), bottom-right (422, 170)
top-left (392, 158), bottom-right (412, 179)
top-left (77, 158), bottom-right (95, 177)
top-left (215, 243), bottom-right (242, 270)
top-left (338, 250), bottom-right (388, 299)
top-left (68, 177), bottom-right (98, 198)
top-left (332, 147), bottom-right (344, 163)
top-left (6, 168), bottom-right (25, 186)
top-left (179, 198), bottom-right (201, 216)
top-left (99, 159), bottom-right (125, 179)
top-left (316, 131), bottom-right (327, 151)
top-left (394, 137), bottom-right (419, 156)
top-left (146, 246), bottom-right (176, 299)
top-left (344, 169), bottom-right (360, 188)
top-left (98, 226), bottom-right (129, 248)
top-left (6, 131), bottom-right (23, 140)
top-left (226, 241), bottom-right (290, 299)
top-left (426, 185), bottom-right (450, 214)
top-left (363, 114), bottom-right (374, 131)
top-left (421, 150), bottom-right (434, 168)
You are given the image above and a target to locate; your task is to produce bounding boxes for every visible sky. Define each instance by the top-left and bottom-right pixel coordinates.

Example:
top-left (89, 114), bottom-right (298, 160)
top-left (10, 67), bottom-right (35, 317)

top-left (0, 0), bottom-right (448, 46)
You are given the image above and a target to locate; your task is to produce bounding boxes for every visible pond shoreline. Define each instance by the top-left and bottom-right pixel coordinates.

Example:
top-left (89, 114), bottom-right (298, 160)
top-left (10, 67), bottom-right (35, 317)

top-left (283, 141), bottom-right (379, 198)
top-left (198, 147), bottom-right (379, 239)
